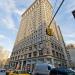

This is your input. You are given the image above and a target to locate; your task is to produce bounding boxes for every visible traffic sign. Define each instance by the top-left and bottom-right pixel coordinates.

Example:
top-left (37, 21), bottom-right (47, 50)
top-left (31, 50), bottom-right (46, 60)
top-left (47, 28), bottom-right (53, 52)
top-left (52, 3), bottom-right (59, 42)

top-left (72, 10), bottom-right (75, 18)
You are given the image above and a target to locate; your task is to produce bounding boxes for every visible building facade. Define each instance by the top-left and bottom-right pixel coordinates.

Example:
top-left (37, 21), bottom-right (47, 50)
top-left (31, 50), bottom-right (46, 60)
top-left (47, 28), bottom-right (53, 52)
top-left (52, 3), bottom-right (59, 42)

top-left (10, 0), bottom-right (67, 71)
top-left (4, 58), bottom-right (10, 70)
top-left (66, 44), bottom-right (75, 68)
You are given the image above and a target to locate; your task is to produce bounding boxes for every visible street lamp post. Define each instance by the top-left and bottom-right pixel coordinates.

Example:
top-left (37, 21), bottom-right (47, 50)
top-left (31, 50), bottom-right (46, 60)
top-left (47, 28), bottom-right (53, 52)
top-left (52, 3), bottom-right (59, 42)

top-left (46, 0), bottom-right (65, 36)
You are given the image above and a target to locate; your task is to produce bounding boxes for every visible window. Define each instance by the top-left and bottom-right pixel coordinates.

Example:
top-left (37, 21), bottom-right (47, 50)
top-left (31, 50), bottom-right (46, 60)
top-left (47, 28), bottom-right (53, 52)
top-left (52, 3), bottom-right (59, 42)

top-left (62, 54), bottom-right (64, 59)
top-left (39, 42), bottom-right (43, 48)
top-left (22, 49), bottom-right (23, 53)
top-left (28, 53), bottom-right (31, 57)
top-left (29, 46), bottom-right (32, 50)
top-left (50, 69), bottom-right (68, 75)
top-left (33, 51), bottom-right (37, 57)
top-left (52, 50), bottom-right (55, 56)
top-left (15, 57), bottom-right (17, 60)
top-left (50, 69), bottom-right (57, 75)
top-left (19, 51), bottom-right (21, 54)
top-left (55, 45), bottom-right (57, 49)
top-left (18, 56), bottom-right (20, 59)
top-left (34, 44), bottom-right (37, 49)
top-left (24, 54), bottom-right (27, 59)
top-left (56, 52), bottom-right (58, 57)
top-left (21, 55), bottom-right (23, 58)
top-left (47, 58), bottom-right (52, 64)
top-left (59, 53), bottom-right (62, 58)
top-left (51, 43), bottom-right (54, 48)
top-left (48, 66), bottom-right (51, 70)
top-left (47, 50), bottom-right (50, 54)
top-left (16, 51), bottom-right (18, 54)
top-left (39, 50), bottom-right (43, 56)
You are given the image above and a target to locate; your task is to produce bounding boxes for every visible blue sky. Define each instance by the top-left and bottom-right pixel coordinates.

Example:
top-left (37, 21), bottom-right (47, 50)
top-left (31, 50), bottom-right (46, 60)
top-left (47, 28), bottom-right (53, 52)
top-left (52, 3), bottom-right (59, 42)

top-left (0, 0), bottom-right (75, 55)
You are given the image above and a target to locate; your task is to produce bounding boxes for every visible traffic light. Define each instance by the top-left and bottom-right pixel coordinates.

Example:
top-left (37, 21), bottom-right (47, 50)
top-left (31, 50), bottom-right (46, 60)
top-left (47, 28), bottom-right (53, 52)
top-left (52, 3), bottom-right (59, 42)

top-left (46, 28), bottom-right (53, 36)
top-left (72, 10), bottom-right (75, 18)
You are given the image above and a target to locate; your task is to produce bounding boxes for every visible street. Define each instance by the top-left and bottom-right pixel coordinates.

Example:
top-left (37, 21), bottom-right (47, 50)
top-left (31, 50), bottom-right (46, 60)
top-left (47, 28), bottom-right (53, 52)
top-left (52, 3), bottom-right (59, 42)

top-left (0, 72), bottom-right (6, 75)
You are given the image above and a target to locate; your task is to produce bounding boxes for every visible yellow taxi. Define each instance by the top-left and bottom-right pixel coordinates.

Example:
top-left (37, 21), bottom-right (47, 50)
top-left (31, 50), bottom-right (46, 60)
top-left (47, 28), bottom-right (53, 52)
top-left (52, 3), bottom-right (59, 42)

top-left (12, 70), bottom-right (31, 75)
top-left (6, 70), bottom-right (14, 75)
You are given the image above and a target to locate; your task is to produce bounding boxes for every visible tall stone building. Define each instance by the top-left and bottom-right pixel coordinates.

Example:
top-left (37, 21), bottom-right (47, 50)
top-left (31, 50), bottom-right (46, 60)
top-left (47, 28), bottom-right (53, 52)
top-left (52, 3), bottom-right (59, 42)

top-left (10, 0), bottom-right (67, 70)
top-left (66, 44), bottom-right (75, 68)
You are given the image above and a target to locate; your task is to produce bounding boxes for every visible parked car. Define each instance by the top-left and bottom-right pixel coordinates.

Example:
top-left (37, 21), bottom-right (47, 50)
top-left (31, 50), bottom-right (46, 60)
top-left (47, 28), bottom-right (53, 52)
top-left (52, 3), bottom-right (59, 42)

top-left (0, 68), bottom-right (6, 75)
top-left (68, 68), bottom-right (75, 72)
top-left (7, 70), bottom-right (14, 75)
top-left (12, 70), bottom-right (31, 75)
top-left (32, 63), bottom-right (55, 75)
top-left (50, 68), bottom-right (75, 75)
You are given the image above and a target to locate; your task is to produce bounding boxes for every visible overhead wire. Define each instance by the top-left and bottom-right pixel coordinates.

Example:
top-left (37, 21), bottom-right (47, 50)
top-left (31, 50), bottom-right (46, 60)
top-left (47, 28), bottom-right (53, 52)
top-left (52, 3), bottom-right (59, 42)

top-left (48, 0), bottom-right (64, 28)
top-left (53, 0), bottom-right (58, 13)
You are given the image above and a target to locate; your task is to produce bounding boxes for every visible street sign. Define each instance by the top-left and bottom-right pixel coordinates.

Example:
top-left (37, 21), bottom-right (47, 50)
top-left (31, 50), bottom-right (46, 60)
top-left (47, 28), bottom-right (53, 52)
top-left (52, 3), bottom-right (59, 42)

top-left (72, 10), bottom-right (75, 18)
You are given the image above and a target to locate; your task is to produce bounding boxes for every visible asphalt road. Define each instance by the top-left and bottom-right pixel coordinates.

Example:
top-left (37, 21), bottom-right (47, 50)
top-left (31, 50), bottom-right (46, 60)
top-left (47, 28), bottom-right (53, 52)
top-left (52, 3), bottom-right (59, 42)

top-left (0, 72), bottom-right (6, 75)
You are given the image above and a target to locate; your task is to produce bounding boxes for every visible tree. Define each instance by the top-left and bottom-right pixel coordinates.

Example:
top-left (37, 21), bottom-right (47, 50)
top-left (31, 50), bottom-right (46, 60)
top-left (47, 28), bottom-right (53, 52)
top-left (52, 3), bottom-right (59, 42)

top-left (0, 46), bottom-right (9, 68)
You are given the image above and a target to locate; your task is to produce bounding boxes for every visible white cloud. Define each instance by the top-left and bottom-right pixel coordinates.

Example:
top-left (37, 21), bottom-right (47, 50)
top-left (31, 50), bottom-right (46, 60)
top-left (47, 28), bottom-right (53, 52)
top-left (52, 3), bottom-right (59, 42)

top-left (0, 0), bottom-right (35, 31)
top-left (1, 16), bottom-right (16, 30)
top-left (64, 0), bottom-right (75, 14)
top-left (65, 40), bottom-right (75, 45)
top-left (0, 34), bottom-right (13, 46)
top-left (15, 8), bottom-right (26, 16)
top-left (0, 34), bottom-right (8, 40)
top-left (0, 34), bottom-right (14, 56)
top-left (0, 0), bottom-right (22, 31)
top-left (63, 32), bottom-right (75, 44)
top-left (0, 0), bottom-right (19, 14)
top-left (0, 34), bottom-right (14, 43)
top-left (63, 32), bottom-right (75, 38)
top-left (0, 34), bottom-right (6, 40)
